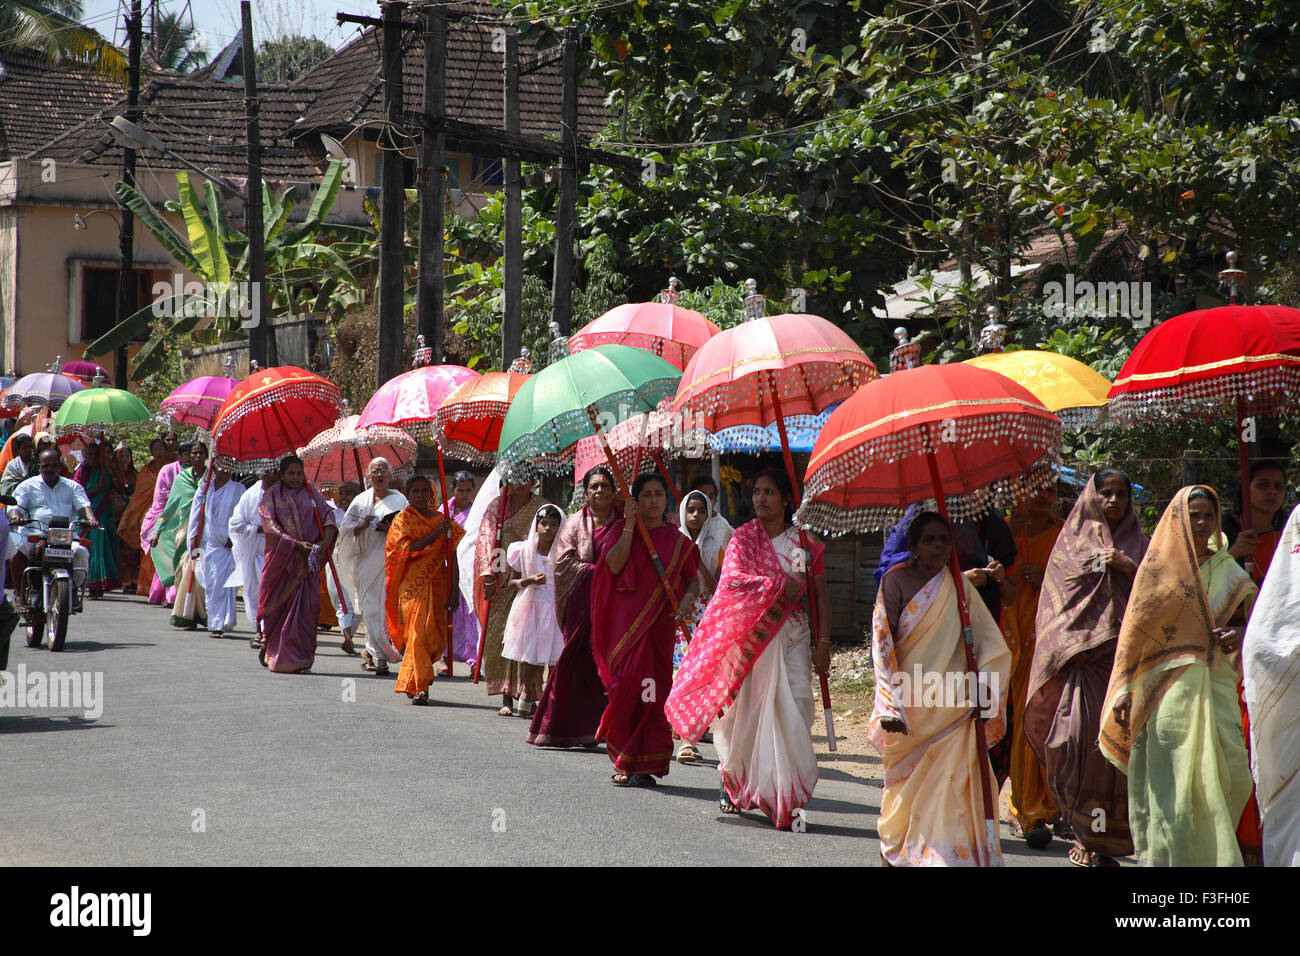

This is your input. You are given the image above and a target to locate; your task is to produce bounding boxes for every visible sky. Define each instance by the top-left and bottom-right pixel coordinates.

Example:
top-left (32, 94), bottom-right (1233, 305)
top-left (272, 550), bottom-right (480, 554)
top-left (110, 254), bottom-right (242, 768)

top-left (81, 0), bottom-right (363, 58)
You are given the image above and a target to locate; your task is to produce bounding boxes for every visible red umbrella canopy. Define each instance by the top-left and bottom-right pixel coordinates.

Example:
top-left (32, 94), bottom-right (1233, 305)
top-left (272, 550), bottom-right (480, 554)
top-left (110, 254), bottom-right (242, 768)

top-left (1108, 305), bottom-right (1300, 424)
top-left (357, 364), bottom-right (481, 440)
top-left (797, 363), bottom-right (1062, 534)
top-left (673, 314), bottom-right (877, 432)
top-left (211, 366), bottom-right (345, 470)
top-left (430, 369), bottom-right (531, 464)
top-left (298, 415), bottom-right (416, 484)
top-left (568, 302), bottom-right (720, 371)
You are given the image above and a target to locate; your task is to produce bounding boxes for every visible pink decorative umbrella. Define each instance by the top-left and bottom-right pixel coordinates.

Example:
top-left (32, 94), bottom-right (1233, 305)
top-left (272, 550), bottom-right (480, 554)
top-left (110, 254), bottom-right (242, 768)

top-left (61, 360), bottom-right (111, 385)
top-left (357, 364), bottom-right (481, 440)
top-left (568, 302), bottom-right (720, 371)
top-left (159, 376), bottom-right (239, 430)
top-left (298, 415), bottom-right (416, 484)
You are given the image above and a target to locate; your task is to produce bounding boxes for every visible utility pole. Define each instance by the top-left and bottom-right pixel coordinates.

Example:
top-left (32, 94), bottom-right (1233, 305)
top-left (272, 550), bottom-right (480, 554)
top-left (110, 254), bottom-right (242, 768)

top-left (501, 30), bottom-right (522, 368)
top-left (377, 1), bottom-right (408, 386)
top-left (112, 0), bottom-right (141, 388)
top-left (549, 27), bottom-right (579, 336)
top-left (416, 2), bottom-right (446, 364)
top-left (242, 1), bottom-right (273, 367)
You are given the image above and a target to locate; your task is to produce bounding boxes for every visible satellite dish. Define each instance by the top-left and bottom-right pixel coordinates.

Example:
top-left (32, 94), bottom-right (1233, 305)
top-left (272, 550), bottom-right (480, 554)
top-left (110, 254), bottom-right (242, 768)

top-left (319, 133), bottom-right (348, 161)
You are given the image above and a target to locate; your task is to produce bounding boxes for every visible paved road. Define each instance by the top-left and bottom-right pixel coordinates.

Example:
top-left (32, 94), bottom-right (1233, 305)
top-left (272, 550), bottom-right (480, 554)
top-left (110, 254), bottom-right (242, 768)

top-left (1, 593), bottom-right (1073, 866)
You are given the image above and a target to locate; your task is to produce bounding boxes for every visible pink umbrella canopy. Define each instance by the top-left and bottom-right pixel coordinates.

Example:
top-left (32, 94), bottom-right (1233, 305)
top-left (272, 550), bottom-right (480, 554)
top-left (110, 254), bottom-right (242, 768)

top-left (356, 364), bottom-right (481, 440)
top-left (61, 360), bottom-right (111, 385)
top-left (568, 302), bottom-right (720, 371)
top-left (297, 414), bottom-right (416, 484)
top-left (159, 375), bottom-right (239, 430)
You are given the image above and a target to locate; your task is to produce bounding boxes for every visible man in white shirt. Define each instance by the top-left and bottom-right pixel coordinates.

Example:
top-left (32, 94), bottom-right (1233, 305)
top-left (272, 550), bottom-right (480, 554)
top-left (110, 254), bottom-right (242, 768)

top-left (12, 448), bottom-right (96, 604)
top-left (338, 457), bottom-right (406, 674)
top-left (227, 469), bottom-right (278, 646)
top-left (188, 462), bottom-right (244, 638)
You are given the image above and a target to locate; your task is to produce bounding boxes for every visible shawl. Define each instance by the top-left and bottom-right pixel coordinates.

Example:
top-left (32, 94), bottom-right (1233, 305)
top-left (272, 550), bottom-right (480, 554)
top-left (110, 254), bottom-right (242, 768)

top-left (151, 464), bottom-right (201, 585)
top-left (74, 462), bottom-right (113, 522)
top-left (1027, 476), bottom-right (1148, 708)
top-left (140, 461), bottom-right (181, 549)
top-left (1099, 486), bottom-right (1256, 771)
top-left (457, 466), bottom-right (502, 613)
top-left (508, 503), bottom-right (564, 583)
top-left (553, 505), bottom-right (601, 624)
top-left (1243, 502), bottom-right (1300, 865)
top-left (384, 504), bottom-right (465, 650)
top-left (665, 519), bottom-right (822, 743)
top-left (677, 490), bottom-right (733, 580)
top-left (257, 481), bottom-right (335, 621)
top-left (472, 488), bottom-right (545, 629)
top-left (118, 459), bottom-right (160, 545)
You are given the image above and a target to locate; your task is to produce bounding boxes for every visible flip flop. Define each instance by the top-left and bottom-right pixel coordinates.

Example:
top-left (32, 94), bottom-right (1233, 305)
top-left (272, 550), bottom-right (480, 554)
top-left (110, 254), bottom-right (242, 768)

top-left (498, 706), bottom-right (515, 716)
top-left (676, 744), bottom-right (702, 764)
top-left (411, 692), bottom-right (430, 706)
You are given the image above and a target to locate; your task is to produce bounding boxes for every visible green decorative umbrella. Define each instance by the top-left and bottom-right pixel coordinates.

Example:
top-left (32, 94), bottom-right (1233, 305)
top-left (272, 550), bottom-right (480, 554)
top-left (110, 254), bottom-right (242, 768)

top-left (52, 386), bottom-right (151, 438)
top-left (497, 344), bottom-right (682, 478)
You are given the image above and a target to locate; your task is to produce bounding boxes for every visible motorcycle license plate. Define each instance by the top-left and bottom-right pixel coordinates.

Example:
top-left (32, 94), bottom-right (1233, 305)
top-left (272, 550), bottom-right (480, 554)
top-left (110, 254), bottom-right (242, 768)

top-left (45, 547), bottom-right (72, 560)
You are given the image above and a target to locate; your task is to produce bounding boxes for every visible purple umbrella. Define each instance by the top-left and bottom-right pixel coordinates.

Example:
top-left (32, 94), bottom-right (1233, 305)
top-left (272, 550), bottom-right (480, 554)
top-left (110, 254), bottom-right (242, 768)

top-left (3, 371), bottom-right (85, 410)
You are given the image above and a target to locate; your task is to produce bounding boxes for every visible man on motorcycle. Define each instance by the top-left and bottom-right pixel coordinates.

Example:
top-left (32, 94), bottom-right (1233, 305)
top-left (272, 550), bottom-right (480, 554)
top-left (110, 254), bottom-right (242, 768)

top-left (11, 448), bottom-right (98, 605)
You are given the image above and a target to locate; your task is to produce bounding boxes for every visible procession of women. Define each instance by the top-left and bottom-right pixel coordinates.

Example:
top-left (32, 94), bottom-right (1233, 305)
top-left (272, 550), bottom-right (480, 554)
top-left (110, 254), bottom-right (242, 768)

top-left (6, 300), bottom-right (1298, 870)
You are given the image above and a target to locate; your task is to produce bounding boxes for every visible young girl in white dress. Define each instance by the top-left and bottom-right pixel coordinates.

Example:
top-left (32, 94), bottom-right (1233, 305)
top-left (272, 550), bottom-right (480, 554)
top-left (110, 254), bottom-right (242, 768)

top-left (502, 504), bottom-right (566, 673)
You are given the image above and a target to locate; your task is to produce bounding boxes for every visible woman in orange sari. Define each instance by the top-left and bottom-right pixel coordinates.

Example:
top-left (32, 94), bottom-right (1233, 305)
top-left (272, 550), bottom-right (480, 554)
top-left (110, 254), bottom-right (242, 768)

top-left (118, 439), bottom-right (169, 595)
top-left (591, 473), bottom-right (699, 787)
top-left (385, 475), bottom-right (464, 705)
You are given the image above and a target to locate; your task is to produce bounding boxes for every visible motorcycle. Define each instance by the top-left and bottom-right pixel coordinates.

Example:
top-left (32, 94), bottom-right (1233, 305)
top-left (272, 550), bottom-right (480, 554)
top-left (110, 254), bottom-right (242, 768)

top-left (11, 515), bottom-right (87, 652)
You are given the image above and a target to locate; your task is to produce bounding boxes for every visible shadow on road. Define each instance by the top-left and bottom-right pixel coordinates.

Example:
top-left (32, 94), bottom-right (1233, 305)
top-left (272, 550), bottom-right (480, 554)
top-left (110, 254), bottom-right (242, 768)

top-left (45, 641), bottom-right (156, 653)
top-left (0, 715), bottom-right (112, 734)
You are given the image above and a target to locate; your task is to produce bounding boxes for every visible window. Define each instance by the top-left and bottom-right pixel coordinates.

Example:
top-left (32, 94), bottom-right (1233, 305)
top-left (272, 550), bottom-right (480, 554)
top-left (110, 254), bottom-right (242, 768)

top-left (76, 265), bottom-right (159, 343)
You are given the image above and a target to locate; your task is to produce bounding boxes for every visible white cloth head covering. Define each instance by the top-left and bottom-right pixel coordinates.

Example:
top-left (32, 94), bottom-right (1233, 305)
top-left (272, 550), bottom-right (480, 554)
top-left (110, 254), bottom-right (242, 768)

top-left (679, 489), bottom-right (732, 577)
top-left (457, 465), bottom-right (502, 603)
top-left (1243, 501), bottom-right (1300, 866)
top-left (508, 503), bottom-right (564, 578)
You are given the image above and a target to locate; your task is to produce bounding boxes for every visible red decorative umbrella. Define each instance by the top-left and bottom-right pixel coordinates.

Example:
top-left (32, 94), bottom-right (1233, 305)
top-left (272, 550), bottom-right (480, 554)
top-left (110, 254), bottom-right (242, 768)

top-left (160, 375), bottom-right (239, 430)
top-left (211, 366), bottom-right (345, 470)
top-left (796, 362), bottom-right (1062, 865)
top-left (298, 414), bottom-right (416, 485)
top-left (430, 367), bottom-right (532, 465)
top-left (1108, 305), bottom-right (1300, 532)
top-left (568, 302), bottom-right (720, 371)
top-left (356, 364), bottom-right (481, 440)
top-left (674, 313), bottom-right (879, 753)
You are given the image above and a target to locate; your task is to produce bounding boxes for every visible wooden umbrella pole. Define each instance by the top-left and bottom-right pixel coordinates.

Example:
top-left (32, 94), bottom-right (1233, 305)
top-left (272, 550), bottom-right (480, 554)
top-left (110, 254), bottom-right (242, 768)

top-left (768, 374), bottom-right (836, 752)
top-left (435, 443), bottom-right (455, 671)
top-left (472, 482), bottom-right (510, 684)
top-left (1236, 395), bottom-right (1254, 577)
top-left (305, 480), bottom-right (350, 618)
top-left (649, 450), bottom-right (680, 500)
top-left (924, 438), bottom-right (999, 866)
top-left (586, 406), bottom-right (691, 644)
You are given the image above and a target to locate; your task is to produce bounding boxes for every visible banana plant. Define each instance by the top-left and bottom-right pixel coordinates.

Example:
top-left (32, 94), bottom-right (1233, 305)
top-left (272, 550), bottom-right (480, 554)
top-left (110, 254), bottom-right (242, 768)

top-left (85, 159), bottom-right (367, 380)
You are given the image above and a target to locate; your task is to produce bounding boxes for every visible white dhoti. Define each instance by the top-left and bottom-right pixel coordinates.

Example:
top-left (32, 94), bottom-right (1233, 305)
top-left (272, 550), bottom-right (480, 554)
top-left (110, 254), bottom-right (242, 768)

top-left (189, 478), bottom-right (243, 633)
top-left (340, 488), bottom-right (406, 663)
top-left (227, 482), bottom-right (268, 634)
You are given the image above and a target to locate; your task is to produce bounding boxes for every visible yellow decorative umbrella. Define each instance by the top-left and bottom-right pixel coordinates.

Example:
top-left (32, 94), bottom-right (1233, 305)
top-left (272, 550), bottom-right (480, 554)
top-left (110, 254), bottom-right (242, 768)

top-left (966, 349), bottom-right (1111, 427)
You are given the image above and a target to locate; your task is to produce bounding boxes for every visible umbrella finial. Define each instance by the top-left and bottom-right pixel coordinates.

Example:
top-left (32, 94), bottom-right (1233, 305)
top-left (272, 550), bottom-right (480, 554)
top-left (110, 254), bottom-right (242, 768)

top-left (1218, 250), bottom-right (1247, 305)
top-left (412, 334), bottom-right (433, 368)
top-left (51, 355), bottom-right (63, 374)
top-left (91, 372), bottom-right (106, 388)
top-left (508, 351), bottom-right (534, 374)
top-left (661, 276), bottom-right (681, 304)
top-left (742, 278), bottom-right (765, 322)
top-left (249, 360), bottom-right (260, 374)
top-left (889, 327), bottom-right (921, 372)
top-left (546, 324), bottom-right (569, 367)
top-left (978, 306), bottom-right (1007, 354)
top-left (223, 355), bottom-right (236, 378)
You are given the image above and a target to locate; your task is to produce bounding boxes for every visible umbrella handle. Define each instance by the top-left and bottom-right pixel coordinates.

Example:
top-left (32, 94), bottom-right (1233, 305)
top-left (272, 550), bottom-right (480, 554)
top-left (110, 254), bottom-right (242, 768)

top-left (1236, 396), bottom-right (1254, 577)
top-left (473, 484), bottom-right (511, 684)
top-left (305, 481), bottom-right (349, 617)
top-left (435, 443), bottom-right (455, 671)
top-left (586, 406), bottom-right (691, 645)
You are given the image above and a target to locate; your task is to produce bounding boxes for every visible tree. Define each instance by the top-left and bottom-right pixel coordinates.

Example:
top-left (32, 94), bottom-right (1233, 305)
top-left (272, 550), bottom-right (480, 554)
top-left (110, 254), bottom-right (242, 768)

top-left (150, 9), bottom-right (208, 72)
top-left (256, 35), bottom-right (332, 83)
top-left (0, 0), bottom-right (125, 80)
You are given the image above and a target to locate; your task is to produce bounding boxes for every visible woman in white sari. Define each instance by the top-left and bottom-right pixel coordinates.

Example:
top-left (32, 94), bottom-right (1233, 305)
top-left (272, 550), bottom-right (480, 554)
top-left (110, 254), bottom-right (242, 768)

top-left (869, 511), bottom-right (1011, 866)
top-left (339, 458), bottom-right (407, 674)
top-left (1244, 502), bottom-right (1300, 866)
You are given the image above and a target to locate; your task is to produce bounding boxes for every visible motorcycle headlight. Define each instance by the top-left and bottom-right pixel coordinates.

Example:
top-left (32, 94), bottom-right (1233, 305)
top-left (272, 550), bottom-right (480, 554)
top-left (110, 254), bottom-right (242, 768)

top-left (48, 529), bottom-right (73, 547)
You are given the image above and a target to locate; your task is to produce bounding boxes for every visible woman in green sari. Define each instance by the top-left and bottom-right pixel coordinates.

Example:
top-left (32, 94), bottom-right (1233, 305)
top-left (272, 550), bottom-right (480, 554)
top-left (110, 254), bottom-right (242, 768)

top-left (1100, 485), bottom-right (1257, 865)
top-left (150, 442), bottom-right (208, 629)
top-left (73, 442), bottom-right (120, 598)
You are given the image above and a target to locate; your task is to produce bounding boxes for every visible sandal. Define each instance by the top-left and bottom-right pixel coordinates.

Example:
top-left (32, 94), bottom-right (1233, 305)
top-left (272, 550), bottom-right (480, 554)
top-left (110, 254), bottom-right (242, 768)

top-left (209, 631), bottom-right (223, 639)
top-left (719, 785), bottom-right (740, 814)
top-left (676, 743), bottom-right (701, 764)
top-left (1068, 844), bottom-right (1117, 867)
top-left (612, 773), bottom-right (635, 787)
top-left (636, 774), bottom-right (658, 788)
top-left (498, 706), bottom-right (515, 717)
top-left (411, 691), bottom-right (430, 706)
top-left (437, 664), bottom-right (453, 677)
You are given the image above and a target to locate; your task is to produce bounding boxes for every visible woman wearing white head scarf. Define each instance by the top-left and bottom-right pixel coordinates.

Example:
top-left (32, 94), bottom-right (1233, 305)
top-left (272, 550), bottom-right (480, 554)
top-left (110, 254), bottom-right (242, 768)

top-left (1243, 502), bottom-right (1300, 866)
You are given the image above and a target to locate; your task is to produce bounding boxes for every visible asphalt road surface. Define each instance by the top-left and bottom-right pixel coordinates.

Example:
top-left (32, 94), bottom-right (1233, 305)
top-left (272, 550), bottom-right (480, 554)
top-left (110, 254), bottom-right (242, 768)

top-left (1, 592), bottom-right (1073, 866)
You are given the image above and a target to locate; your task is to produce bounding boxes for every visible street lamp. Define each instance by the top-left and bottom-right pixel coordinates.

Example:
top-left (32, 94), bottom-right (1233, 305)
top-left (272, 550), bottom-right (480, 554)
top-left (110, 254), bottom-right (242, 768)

top-left (107, 116), bottom-right (243, 199)
top-left (73, 210), bottom-right (122, 230)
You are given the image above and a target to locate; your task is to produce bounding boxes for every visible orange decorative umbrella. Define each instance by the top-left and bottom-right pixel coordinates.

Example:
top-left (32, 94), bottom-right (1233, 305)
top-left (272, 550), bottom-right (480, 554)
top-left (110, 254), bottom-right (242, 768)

top-left (430, 366), bottom-right (532, 465)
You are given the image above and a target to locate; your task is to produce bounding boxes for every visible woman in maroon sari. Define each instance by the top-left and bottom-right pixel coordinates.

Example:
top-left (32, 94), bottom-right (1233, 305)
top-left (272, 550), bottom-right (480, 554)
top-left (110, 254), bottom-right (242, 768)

top-left (527, 465), bottom-right (620, 748)
top-left (258, 455), bottom-right (338, 674)
top-left (591, 472), bottom-right (699, 787)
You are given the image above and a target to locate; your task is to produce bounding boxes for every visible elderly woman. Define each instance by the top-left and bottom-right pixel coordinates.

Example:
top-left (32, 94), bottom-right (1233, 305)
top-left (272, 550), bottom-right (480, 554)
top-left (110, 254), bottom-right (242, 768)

top-left (1100, 486), bottom-right (1256, 866)
top-left (867, 511), bottom-right (1011, 866)
top-left (527, 466), bottom-right (620, 748)
top-left (668, 468), bottom-right (828, 826)
top-left (591, 472), bottom-right (699, 787)
top-left (339, 457), bottom-right (407, 675)
top-left (258, 455), bottom-right (338, 674)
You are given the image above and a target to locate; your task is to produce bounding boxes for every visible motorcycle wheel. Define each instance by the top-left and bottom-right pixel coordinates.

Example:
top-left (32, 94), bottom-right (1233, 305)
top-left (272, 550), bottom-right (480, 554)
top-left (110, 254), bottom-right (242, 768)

top-left (26, 607), bottom-right (44, 648)
top-left (48, 579), bottom-right (70, 652)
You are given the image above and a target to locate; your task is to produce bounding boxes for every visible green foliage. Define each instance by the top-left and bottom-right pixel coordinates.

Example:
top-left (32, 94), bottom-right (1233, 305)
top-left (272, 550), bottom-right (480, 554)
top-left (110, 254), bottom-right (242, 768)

top-left (255, 34), bottom-right (333, 83)
top-left (0, 0), bottom-right (126, 80)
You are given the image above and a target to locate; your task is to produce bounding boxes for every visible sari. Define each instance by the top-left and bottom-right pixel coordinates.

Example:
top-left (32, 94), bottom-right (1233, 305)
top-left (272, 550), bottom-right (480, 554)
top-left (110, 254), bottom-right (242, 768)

top-left (119, 458), bottom-right (160, 594)
top-left (386, 505), bottom-right (464, 697)
top-left (667, 520), bottom-right (823, 827)
top-left (1024, 479), bottom-right (1146, 858)
top-left (152, 465), bottom-right (200, 588)
top-left (527, 506), bottom-right (619, 748)
top-left (449, 504), bottom-right (479, 663)
top-left (258, 481), bottom-right (336, 673)
top-left (591, 517), bottom-right (699, 778)
top-left (1243, 502), bottom-right (1300, 866)
top-left (473, 491), bottom-right (548, 700)
top-left (73, 461), bottom-right (119, 595)
top-left (141, 460), bottom-right (181, 604)
top-left (869, 565), bottom-right (1010, 866)
top-left (1101, 487), bottom-right (1256, 866)
top-left (1003, 515), bottom-right (1063, 831)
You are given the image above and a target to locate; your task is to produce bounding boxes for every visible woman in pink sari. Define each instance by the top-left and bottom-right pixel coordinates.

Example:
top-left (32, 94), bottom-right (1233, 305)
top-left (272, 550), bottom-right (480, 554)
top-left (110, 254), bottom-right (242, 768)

top-left (140, 451), bottom-right (182, 605)
top-left (258, 455), bottom-right (338, 674)
top-left (667, 468), bottom-right (830, 827)
top-left (591, 472), bottom-right (699, 787)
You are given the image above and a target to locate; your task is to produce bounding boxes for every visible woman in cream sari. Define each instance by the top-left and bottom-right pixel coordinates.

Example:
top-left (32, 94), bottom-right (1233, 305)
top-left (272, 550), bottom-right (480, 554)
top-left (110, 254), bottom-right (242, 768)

top-left (869, 511), bottom-right (1011, 866)
top-left (1100, 486), bottom-right (1256, 866)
